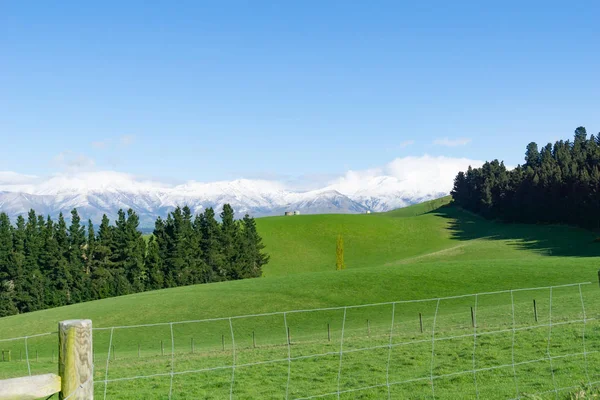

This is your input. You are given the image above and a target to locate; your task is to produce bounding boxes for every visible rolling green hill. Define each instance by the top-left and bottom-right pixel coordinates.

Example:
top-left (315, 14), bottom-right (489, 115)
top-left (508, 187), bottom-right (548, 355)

top-left (256, 197), bottom-right (455, 277)
top-left (2, 198), bottom-right (600, 399)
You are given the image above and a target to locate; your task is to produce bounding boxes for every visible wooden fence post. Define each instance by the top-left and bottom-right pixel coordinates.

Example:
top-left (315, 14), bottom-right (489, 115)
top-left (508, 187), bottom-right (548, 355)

top-left (533, 299), bottom-right (538, 322)
top-left (419, 313), bottom-right (423, 333)
top-left (58, 319), bottom-right (93, 400)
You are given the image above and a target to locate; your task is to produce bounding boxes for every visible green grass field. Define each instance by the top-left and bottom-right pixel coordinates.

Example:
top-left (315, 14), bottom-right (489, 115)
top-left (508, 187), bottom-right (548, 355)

top-left (2, 198), bottom-right (600, 399)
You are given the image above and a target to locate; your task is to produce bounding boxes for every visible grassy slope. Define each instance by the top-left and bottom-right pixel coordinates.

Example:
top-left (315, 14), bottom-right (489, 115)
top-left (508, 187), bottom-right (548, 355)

top-left (256, 197), bottom-right (455, 277)
top-left (2, 197), bottom-right (600, 337)
top-left (2, 199), bottom-right (600, 398)
top-left (0, 198), bottom-right (600, 338)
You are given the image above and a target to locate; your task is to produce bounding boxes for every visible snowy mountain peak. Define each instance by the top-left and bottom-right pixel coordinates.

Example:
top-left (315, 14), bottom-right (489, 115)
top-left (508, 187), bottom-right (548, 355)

top-left (0, 155), bottom-right (483, 227)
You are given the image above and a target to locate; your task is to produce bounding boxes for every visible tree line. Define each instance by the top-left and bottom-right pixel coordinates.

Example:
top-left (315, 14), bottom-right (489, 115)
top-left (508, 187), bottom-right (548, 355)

top-left (451, 126), bottom-right (600, 228)
top-left (0, 204), bottom-right (269, 316)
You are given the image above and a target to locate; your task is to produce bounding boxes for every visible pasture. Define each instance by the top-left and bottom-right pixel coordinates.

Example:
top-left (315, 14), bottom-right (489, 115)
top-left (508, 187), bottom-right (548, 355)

top-left (2, 199), bottom-right (600, 398)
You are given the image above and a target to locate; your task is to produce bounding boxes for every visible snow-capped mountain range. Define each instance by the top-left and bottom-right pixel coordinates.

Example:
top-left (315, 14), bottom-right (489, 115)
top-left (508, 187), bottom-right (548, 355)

top-left (0, 156), bottom-right (481, 228)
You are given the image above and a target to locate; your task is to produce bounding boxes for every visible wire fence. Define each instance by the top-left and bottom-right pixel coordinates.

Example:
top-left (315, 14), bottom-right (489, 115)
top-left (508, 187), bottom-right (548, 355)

top-left (0, 281), bottom-right (598, 399)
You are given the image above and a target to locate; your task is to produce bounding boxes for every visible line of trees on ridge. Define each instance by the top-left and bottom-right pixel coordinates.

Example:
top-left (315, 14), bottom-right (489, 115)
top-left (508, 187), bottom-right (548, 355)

top-left (0, 204), bottom-right (269, 317)
top-left (451, 126), bottom-right (600, 229)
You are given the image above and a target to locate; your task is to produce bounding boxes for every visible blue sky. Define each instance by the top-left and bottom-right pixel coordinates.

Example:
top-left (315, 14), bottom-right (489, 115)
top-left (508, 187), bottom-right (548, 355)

top-left (1, 1), bottom-right (599, 184)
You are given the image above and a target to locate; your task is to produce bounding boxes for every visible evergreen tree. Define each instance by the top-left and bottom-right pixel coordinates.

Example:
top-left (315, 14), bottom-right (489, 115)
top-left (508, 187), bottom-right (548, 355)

top-left (86, 219), bottom-right (96, 275)
top-left (199, 208), bottom-right (223, 280)
top-left (219, 204), bottom-right (240, 279)
top-left (525, 142), bottom-right (541, 168)
top-left (152, 216), bottom-right (172, 287)
top-left (238, 214), bottom-right (269, 278)
top-left (124, 209), bottom-right (147, 292)
top-left (11, 215), bottom-right (26, 313)
top-left (0, 213), bottom-right (18, 316)
top-left (145, 236), bottom-right (164, 290)
top-left (22, 210), bottom-right (44, 311)
top-left (55, 213), bottom-right (69, 260)
top-left (110, 209), bottom-right (132, 296)
top-left (193, 213), bottom-right (212, 283)
top-left (90, 215), bottom-right (113, 299)
top-left (68, 209), bottom-right (87, 303)
top-left (41, 216), bottom-right (70, 307)
top-left (181, 206), bottom-right (205, 285)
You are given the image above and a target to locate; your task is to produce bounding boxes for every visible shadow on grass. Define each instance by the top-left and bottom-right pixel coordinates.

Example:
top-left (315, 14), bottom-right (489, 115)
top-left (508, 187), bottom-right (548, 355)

top-left (430, 204), bottom-right (600, 258)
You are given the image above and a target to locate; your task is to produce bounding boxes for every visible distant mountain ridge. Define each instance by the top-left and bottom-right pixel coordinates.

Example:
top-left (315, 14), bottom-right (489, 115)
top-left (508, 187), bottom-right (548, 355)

top-left (0, 170), bottom-right (450, 228)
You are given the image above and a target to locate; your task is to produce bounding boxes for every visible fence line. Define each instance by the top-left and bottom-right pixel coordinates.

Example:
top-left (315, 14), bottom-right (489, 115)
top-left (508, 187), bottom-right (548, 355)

top-left (0, 281), bottom-right (589, 343)
top-left (0, 281), bottom-right (596, 399)
top-left (94, 281), bottom-right (595, 399)
top-left (90, 281), bottom-right (590, 332)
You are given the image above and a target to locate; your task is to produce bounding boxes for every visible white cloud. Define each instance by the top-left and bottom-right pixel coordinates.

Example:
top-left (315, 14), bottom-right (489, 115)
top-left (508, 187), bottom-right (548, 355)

top-left (326, 155), bottom-right (483, 196)
top-left (433, 137), bottom-right (472, 147)
top-left (399, 140), bottom-right (415, 148)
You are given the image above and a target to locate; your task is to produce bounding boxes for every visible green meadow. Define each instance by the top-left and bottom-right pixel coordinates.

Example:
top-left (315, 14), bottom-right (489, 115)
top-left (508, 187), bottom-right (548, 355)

top-left (3, 198), bottom-right (600, 399)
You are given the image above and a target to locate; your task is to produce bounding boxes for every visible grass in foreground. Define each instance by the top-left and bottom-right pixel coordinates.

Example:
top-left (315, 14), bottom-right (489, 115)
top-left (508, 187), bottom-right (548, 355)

top-left (2, 284), bottom-right (600, 399)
